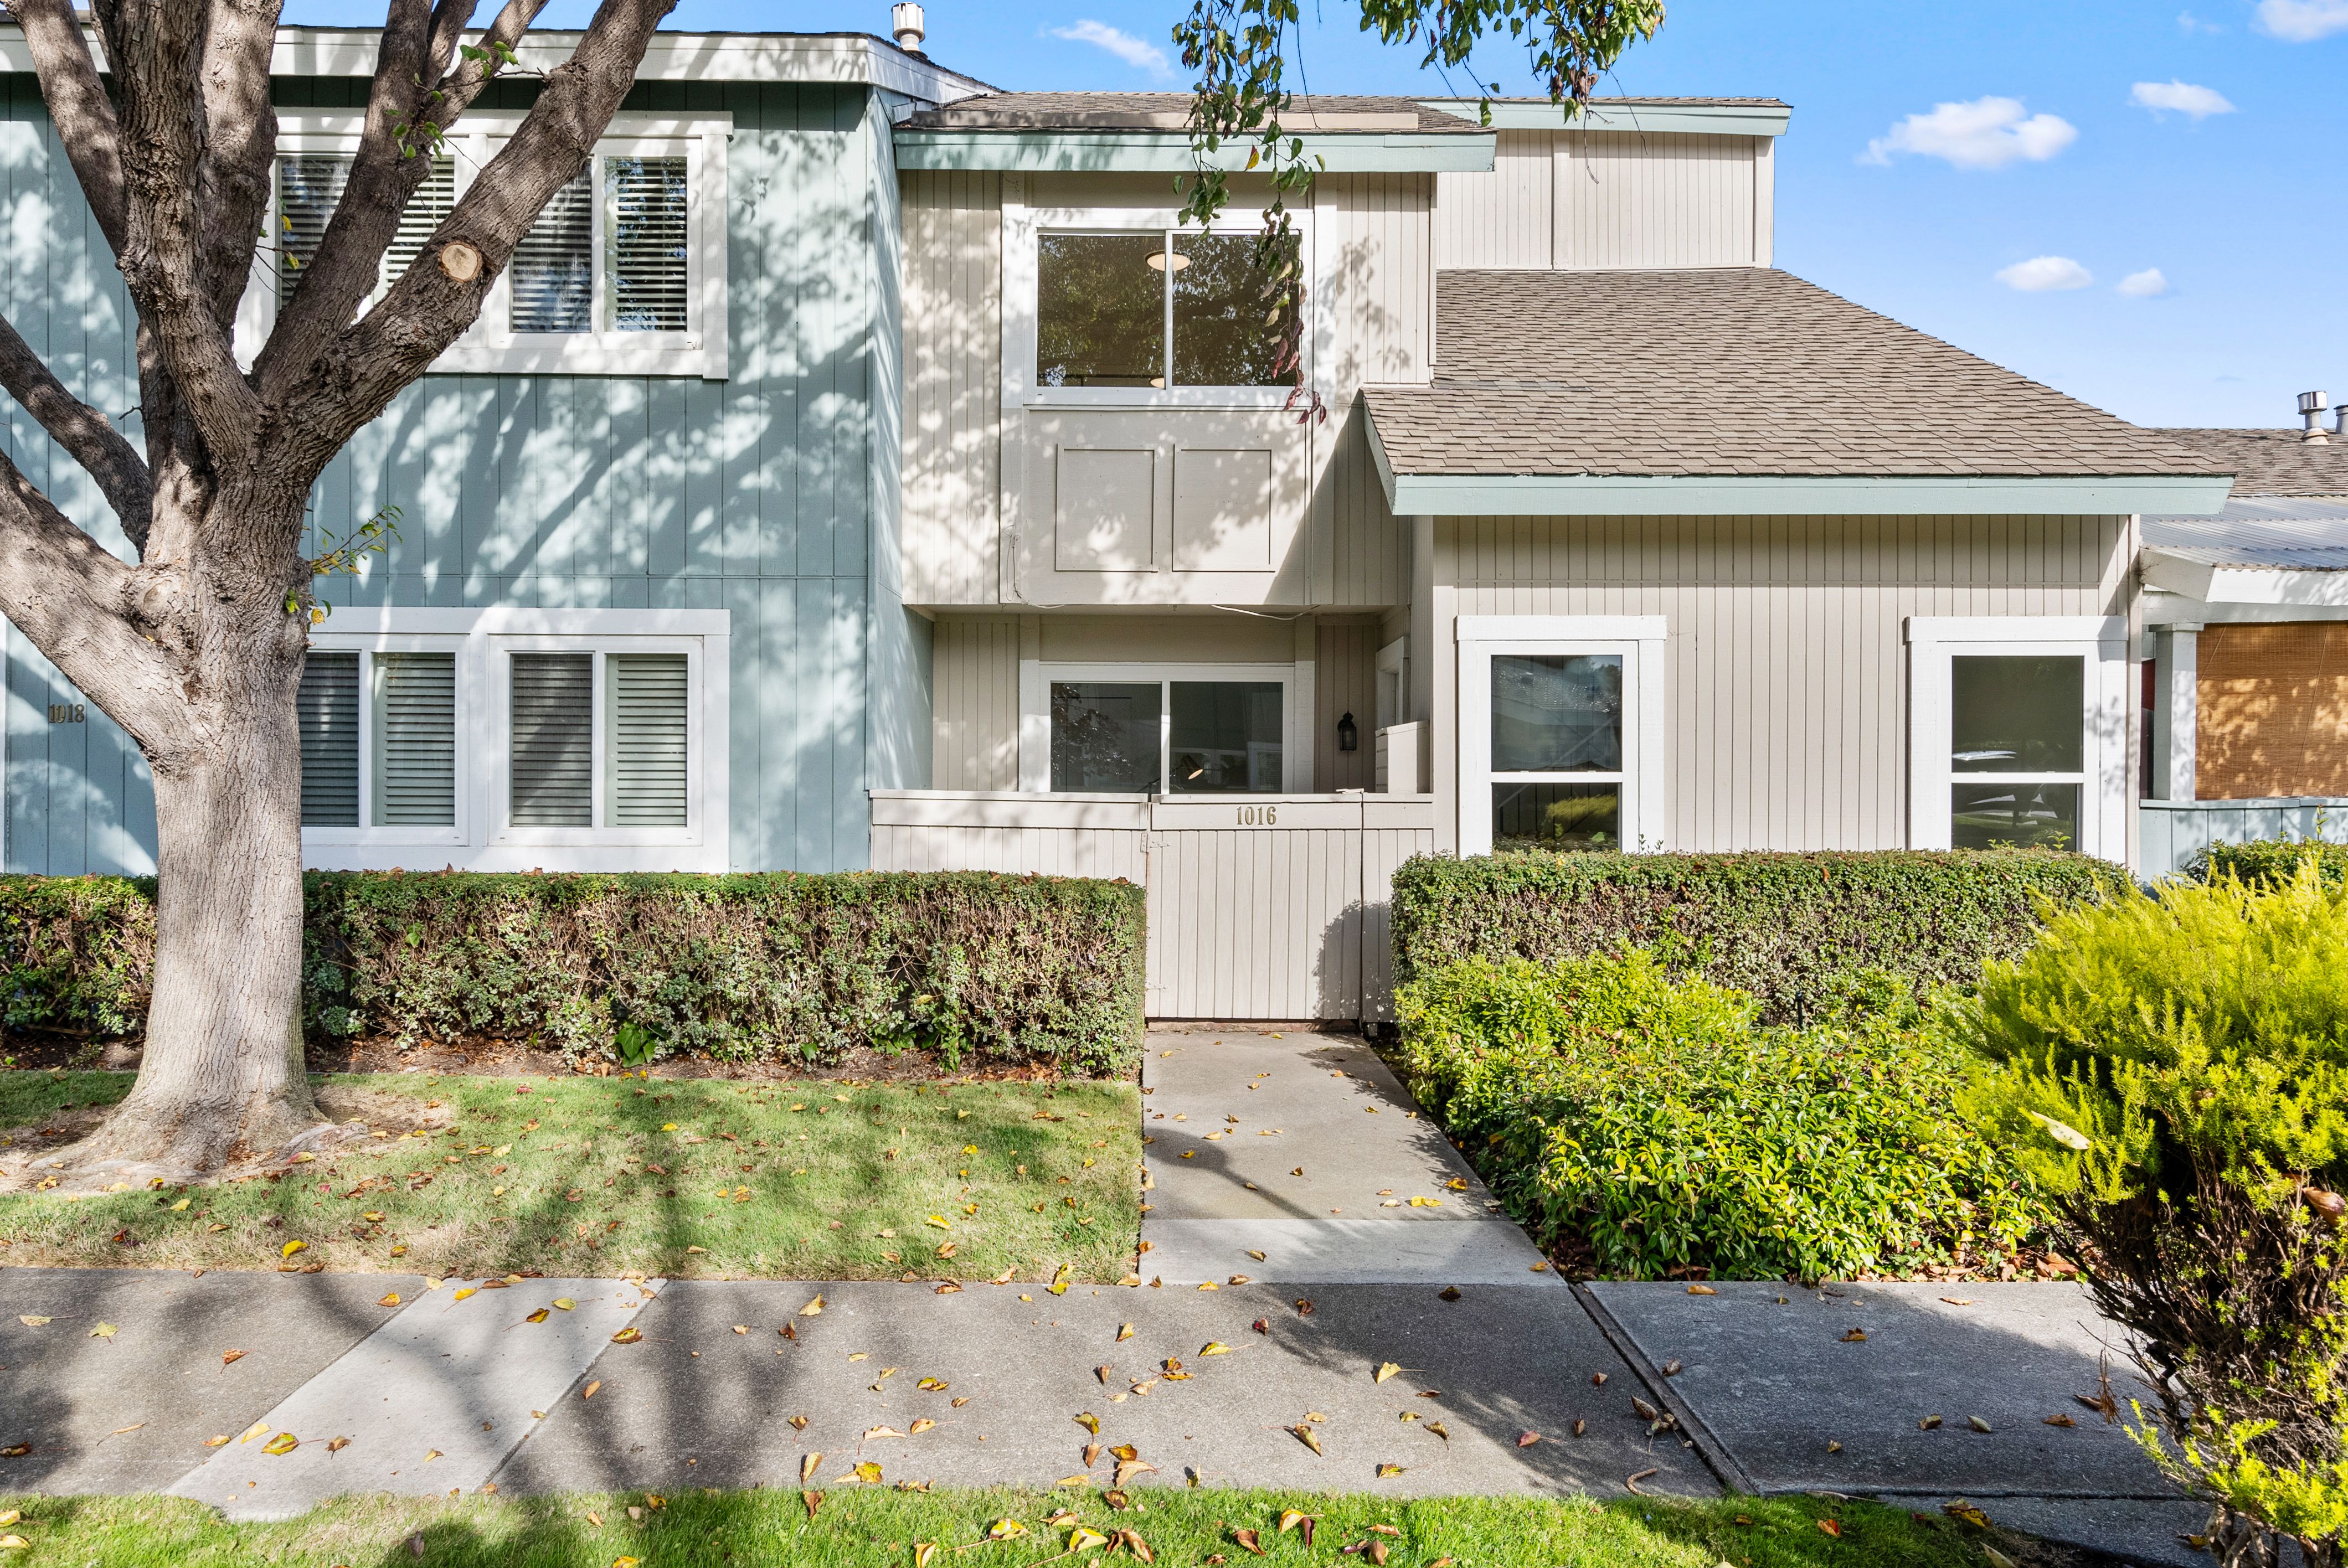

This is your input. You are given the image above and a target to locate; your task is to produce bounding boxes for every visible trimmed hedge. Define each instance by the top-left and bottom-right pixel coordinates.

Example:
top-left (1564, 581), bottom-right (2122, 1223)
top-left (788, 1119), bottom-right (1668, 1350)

top-left (1398, 950), bottom-right (2047, 1280)
top-left (2195, 838), bottom-right (2348, 888)
top-left (1391, 848), bottom-right (2128, 1019)
top-left (0, 871), bottom-right (1145, 1076)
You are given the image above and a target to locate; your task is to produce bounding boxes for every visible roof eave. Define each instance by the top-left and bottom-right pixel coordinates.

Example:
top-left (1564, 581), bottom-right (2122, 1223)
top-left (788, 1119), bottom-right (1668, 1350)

top-left (1376, 471), bottom-right (2238, 518)
top-left (2142, 549), bottom-right (2348, 606)
top-left (893, 128), bottom-right (1496, 174)
top-left (1417, 99), bottom-right (1793, 137)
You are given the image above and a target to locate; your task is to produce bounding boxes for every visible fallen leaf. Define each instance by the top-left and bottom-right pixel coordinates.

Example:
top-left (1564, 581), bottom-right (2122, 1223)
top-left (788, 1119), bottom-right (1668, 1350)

top-left (789, 1415), bottom-right (809, 1431)
top-left (1296, 1298), bottom-right (1315, 1316)
top-left (1201, 1342), bottom-right (1230, 1357)
top-left (1375, 1463), bottom-right (1404, 1478)
top-left (802, 1491), bottom-right (822, 1519)
top-left (262, 1432), bottom-right (299, 1456)
top-left (526, 1309), bottom-right (549, 1324)
top-left (800, 1294), bottom-right (825, 1317)
top-left (1517, 1430), bottom-right (1542, 1447)
top-left (1114, 1457), bottom-right (1156, 1487)
top-left (327, 1437), bottom-right (349, 1453)
top-left (1438, 1286), bottom-right (1461, 1302)
top-left (1919, 1415), bottom-right (1943, 1430)
top-left (1054, 1475), bottom-right (1090, 1489)
top-left (89, 1323), bottom-right (117, 1340)
top-left (1631, 1397), bottom-right (1659, 1421)
top-left (1592, 1372), bottom-right (1608, 1386)
top-left (987, 1519), bottom-right (1027, 1540)
top-left (864, 1426), bottom-right (905, 1441)
top-left (377, 1292), bottom-right (401, 1308)
top-left (16, 1317), bottom-right (50, 1328)
top-left (222, 1349), bottom-right (248, 1365)
top-left (454, 1289), bottom-right (477, 1303)
top-left (2044, 1413), bottom-right (2076, 1427)
top-left (1662, 1359), bottom-right (1682, 1376)
top-left (1573, 1420), bottom-right (1588, 1437)
top-left (1841, 1328), bottom-right (1867, 1342)
top-left (1826, 1439), bottom-right (1841, 1452)
top-left (1625, 1467), bottom-right (1659, 1495)
top-left (424, 1450), bottom-right (442, 1462)
top-left (236, 1419), bottom-right (271, 1445)
top-left (1118, 1528), bottom-right (1154, 1562)
top-left (1687, 1284), bottom-right (1718, 1294)
top-left (203, 1435), bottom-right (231, 1447)
top-left (1291, 1424), bottom-right (1323, 1455)
top-left (914, 1546), bottom-right (939, 1568)
top-left (107, 1423), bottom-right (144, 1436)
top-left (951, 1397), bottom-right (970, 1409)
top-left (1941, 1297), bottom-right (1974, 1306)
top-left (1374, 1361), bottom-right (1400, 1384)
top-left (281, 1240), bottom-right (307, 1259)
top-left (1968, 1415), bottom-right (1994, 1433)
top-left (1817, 1519), bottom-right (1841, 1538)
top-left (610, 1327), bottom-right (641, 1345)
top-left (1068, 1527), bottom-right (1109, 1552)
top-left (1233, 1528), bottom-right (1266, 1555)
top-left (554, 1298), bottom-right (576, 1311)
top-left (801, 1453), bottom-right (822, 1484)
top-left (853, 1461), bottom-right (882, 1484)
top-left (583, 1381), bottom-right (602, 1401)
top-left (1075, 1409), bottom-right (1101, 1435)
top-left (1427, 1421), bottom-right (1449, 1442)
top-left (1984, 1549), bottom-right (2020, 1568)
top-left (918, 1378), bottom-right (949, 1392)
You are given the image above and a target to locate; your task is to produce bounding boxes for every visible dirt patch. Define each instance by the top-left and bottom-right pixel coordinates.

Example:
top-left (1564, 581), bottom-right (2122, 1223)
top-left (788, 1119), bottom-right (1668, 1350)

top-left (0, 1083), bottom-right (455, 1194)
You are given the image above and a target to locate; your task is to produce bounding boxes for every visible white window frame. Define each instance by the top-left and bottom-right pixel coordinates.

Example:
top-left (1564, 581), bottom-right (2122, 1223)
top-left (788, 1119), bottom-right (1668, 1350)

top-left (1456, 615), bottom-right (1667, 858)
top-left (1002, 196), bottom-right (1317, 413)
top-left (1906, 615), bottom-right (2129, 862)
top-left (1016, 661), bottom-right (1309, 795)
top-left (239, 111), bottom-right (730, 379)
top-left (300, 607), bottom-right (729, 873)
top-left (300, 633), bottom-right (473, 850)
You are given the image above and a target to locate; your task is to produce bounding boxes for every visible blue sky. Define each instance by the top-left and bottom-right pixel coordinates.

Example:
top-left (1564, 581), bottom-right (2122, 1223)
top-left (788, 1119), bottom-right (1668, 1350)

top-left (281, 0), bottom-right (2348, 430)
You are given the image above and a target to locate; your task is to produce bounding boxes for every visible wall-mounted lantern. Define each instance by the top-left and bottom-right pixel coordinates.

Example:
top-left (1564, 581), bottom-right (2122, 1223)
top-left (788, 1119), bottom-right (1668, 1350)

top-left (1337, 711), bottom-right (1358, 752)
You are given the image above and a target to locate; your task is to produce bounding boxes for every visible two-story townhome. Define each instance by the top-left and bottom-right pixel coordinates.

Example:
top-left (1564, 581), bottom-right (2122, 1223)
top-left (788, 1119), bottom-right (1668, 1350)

top-left (1, 19), bottom-right (985, 876)
top-left (869, 91), bottom-right (2235, 1019)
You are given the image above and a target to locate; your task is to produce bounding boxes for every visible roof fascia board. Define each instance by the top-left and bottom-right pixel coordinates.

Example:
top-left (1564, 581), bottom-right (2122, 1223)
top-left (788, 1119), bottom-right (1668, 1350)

top-left (1378, 471), bottom-right (2236, 518)
top-left (2142, 550), bottom-right (2348, 606)
top-left (0, 24), bottom-right (992, 100)
top-left (893, 129), bottom-right (1495, 174)
top-left (1418, 99), bottom-right (1792, 137)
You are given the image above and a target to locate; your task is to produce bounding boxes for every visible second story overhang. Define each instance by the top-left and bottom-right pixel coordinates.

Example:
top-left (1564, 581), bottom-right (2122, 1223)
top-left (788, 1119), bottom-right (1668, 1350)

top-left (895, 93), bottom-right (1495, 174)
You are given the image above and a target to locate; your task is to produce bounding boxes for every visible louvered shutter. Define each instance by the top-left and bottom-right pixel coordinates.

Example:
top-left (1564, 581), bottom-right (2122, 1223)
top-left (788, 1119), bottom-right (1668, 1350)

top-left (374, 653), bottom-right (456, 826)
top-left (605, 156), bottom-right (690, 333)
top-left (379, 156), bottom-right (455, 297)
top-left (510, 169), bottom-right (593, 333)
top-left (297, 651), bottom-right (359, 827)
top-left (277, 155), bottom-right (351, 305)
top-left (510, 653), bottom-right (594, 825)
top-left (608, 654), bottom-right (689, 826)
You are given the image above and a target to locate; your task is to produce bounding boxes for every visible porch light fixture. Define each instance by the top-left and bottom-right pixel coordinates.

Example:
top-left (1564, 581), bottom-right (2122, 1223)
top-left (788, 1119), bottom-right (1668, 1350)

top-left (1145, 251), bottom-right (1192, 272)
top-left (1337, 711), bottom-right (1358, 752)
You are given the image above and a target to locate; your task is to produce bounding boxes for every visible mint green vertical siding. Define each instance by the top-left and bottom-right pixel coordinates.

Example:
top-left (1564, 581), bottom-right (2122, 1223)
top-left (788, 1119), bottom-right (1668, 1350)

top-left (0, 73), bottom-right (919, 874)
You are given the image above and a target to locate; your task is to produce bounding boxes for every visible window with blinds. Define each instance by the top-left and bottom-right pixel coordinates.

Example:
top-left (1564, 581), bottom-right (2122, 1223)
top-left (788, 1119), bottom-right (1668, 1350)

top-left (608, 654), bottom-right (689, 825)
top-left (373, 653), bottom-right (456, 826)
top-left (510, 653), bottom-right (595, 826)
top-left (297, 651), bottom-right (361, 826)
top-left (276, 156), bottom-right (350, 304)
top-left (605, 157), bottom-right (690, 333)
top-left (511, 170), bottom-right (594, 334)
top-left (380, 156), bottom-right (455, 295)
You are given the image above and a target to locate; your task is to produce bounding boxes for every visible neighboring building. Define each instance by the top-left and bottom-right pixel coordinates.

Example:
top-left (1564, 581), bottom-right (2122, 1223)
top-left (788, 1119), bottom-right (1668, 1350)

top-left (2139, 403), bottom-right (2348, 874)
top-left (0, 20), bottom-right (987, 875)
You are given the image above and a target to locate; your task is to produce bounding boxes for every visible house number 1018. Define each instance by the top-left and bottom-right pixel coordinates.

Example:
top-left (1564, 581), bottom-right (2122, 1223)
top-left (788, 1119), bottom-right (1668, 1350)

top-left (1235, 805), bottom-right (1278, 826)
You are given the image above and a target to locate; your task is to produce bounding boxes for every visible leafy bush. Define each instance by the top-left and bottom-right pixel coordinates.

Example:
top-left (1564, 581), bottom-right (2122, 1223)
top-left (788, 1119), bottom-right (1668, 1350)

top-left (2196, 838), bottom-right (2348, 890)
top-left (0, 870), bottom-right (1145, 1077)
top-left (1391, 848), bottom-right (2124, 1021)
top-left (1950, 862), bottom-right (2348, 1564)
top-left (1396, 950), bottom-right (2046, 1281)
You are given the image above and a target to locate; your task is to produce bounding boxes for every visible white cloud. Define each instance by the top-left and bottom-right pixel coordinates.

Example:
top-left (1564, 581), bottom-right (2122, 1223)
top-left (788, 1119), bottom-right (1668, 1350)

top-left (2130, 79), bottom-right (2236, 117)
top-left (1996, 256), bottom-right (2095, 292)
top-left (2177, 11), bottom-right (2225, 32)
top-left (1860, 96), bottom-right (2079, 170)
top-left (1046, 19), bottom-right (1172, 75)
top-left (2118, 267), bottom-right (2172, 297)
top-left (2257, 0), bottom-right (2348, 39)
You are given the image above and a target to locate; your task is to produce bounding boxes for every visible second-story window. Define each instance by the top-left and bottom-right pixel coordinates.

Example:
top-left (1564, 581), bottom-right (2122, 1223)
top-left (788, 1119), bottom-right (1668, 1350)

top-left (1037, 230), bottom-right (1297, 390)
top-left (252, 114), bottom-right (728, 379)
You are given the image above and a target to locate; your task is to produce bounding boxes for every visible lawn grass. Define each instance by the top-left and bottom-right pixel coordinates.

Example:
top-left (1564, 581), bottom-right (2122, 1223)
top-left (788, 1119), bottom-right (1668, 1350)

top-left (0, 1486), bottom-right (2068, 1567)
top-left (0, 1070), bottom-right (1141, 1283)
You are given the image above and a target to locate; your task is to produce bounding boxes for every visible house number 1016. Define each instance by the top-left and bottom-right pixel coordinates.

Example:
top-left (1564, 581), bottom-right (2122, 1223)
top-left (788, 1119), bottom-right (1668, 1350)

top-left (1235, 805), bottom-right (1278, 826)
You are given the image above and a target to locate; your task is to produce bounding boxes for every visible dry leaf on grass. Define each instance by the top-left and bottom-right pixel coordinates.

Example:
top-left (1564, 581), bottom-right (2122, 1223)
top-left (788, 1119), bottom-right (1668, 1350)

top-left (1232, 1528), bottom-right (1265, 1555)
top-left (1817, 1518), bottom-right (1842, 1538)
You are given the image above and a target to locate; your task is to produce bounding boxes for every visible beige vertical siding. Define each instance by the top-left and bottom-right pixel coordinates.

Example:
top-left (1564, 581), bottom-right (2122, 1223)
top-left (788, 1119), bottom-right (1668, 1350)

top-left (1315, 621), bottom-right (1380, 791)
top-left (1432, 131), bottom-right (1772, 274)
top-left (1320, 173), bottom-right (1433, 393)
top-left (930, 616), bottom-right (1021, 791)
top-left (1432, 131), bottom-right (1554, 270)
top-left (901, 171), bottom-right (1003, 606)
top-left (1441, 514), bottom-right (2130, 852)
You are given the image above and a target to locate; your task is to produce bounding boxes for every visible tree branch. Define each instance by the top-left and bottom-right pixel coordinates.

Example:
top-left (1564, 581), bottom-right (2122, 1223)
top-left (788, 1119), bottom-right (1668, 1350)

top-left (193, 0), bottom-right (285, 327)
top-left (107, 0), bottom-right (264, 465)
top-left (263, 0), bottom-right (674, 468)
top-left (3, 0), bottom-right (129, 255)
top-left (253, 0), bottom-right (549, 400)
top-left (0, 308), bottom-right (155, 552)
top-left (0, 445), bottom-right (178, 747)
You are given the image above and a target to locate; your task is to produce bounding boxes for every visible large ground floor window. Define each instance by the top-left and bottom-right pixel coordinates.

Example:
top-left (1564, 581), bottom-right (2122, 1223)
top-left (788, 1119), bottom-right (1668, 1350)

top-left (1907, 616), bottom-right (2128, 859)
top-left (1456, 616), bottom-right (1667, 857)
top-left (1021, 663), bottom-right (1297, 794)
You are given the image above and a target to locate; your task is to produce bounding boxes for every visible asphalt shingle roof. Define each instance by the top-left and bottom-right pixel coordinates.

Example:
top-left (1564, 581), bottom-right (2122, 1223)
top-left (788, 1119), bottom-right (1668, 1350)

top-left (2156, 429), bottom-right (2348, 498)
top-left (1363, 269), bottom-right (2232, 480)
top-left (899, 92), bottom-right (1486, 133)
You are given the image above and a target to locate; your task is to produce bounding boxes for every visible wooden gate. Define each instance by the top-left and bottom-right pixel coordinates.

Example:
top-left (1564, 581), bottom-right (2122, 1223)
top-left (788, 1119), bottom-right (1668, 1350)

top-left (869, 791), bottom-right (1434, 1020)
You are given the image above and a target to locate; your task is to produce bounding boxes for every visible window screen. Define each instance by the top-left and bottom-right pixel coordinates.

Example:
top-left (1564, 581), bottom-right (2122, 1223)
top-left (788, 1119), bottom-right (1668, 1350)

top-left (1950, 653), bottom-right (2085, 849)
top-left (608, 653), bottom-right (689, 826)
top-left (510, 170), bottom-right (594, 334)
top-left (374, 653), bottom-right (455, 826)
top-left (606, 156), bottom-right (690, 333)
top-left (297, 651), bottom-right (360, 826)
top-left (510, 653), bottom-right (594, 825)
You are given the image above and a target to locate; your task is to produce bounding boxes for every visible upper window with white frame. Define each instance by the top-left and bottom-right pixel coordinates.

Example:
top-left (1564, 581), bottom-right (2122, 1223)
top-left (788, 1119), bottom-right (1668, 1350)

top-left (1036, 228), bottom-right (1300, 393)
top-left (297, 608), bottom-right (729, 873)
top-left (1456, 616), bottom-right (1667, 858)
top-left (248, 113), bottom-right (729, 378)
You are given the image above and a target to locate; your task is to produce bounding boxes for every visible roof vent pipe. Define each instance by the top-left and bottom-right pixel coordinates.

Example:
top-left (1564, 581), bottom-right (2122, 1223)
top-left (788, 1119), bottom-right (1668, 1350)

top-left (2300, 390), bottom-right (2331, 445)
top-left (2335, 403), bottom-right (2347, 437)
top-left (892, 3), bottom-right (925, 53)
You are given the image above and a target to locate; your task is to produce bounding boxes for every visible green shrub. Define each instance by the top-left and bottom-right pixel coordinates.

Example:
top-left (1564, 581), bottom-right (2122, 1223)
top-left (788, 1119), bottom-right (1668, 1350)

top-left (0, 870), bottom-right (1145, 1077)
top-left (2196, 838), bottom-right (2348, 889)
top-left (1391, 848), bottom-right (2123, 1022)
top-left (1949, 863), bottom-right (2348, 1563)
top-left (1395, 950), bottom-right (2046, 1281)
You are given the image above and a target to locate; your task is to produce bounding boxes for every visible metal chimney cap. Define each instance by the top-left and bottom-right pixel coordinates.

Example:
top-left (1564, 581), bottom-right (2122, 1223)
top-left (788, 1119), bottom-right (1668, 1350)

top-left (2300, 390), bottom-right (2331, 415)
top-left (892, 2), bottom-right (926, 52)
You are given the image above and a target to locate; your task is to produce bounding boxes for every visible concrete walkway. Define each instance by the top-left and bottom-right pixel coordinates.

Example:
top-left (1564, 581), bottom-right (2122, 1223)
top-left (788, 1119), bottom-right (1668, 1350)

top-left (0, 1030), bottom-right (2207, 1564)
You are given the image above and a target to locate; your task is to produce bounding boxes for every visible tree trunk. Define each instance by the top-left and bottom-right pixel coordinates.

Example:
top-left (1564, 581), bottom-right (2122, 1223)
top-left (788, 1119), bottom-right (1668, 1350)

top-left (39, 497), bottom-right (328, 1185)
